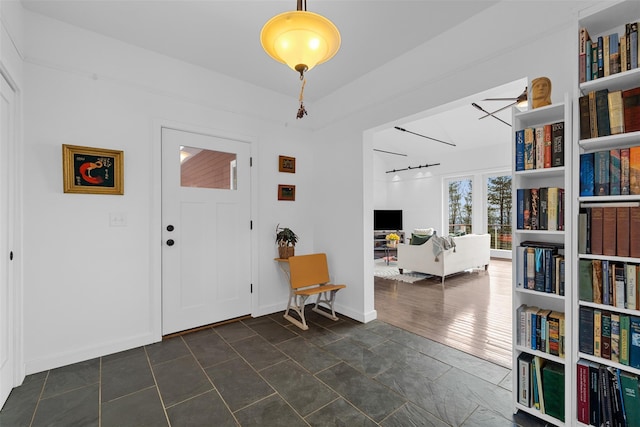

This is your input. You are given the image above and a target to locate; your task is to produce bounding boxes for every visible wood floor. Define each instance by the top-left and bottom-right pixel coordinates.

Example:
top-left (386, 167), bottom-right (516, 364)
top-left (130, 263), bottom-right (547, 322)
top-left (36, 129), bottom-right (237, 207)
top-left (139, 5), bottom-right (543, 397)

top-left (374, 258), bottom-right (512, 368)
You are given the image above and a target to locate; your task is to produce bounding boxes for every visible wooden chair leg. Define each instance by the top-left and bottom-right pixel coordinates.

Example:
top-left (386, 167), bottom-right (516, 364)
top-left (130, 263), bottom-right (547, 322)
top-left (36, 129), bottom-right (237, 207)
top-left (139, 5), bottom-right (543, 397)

top-left (284, 291), bottom-right (310, 330)
top-left (312, 290), bottom-right (340, 321)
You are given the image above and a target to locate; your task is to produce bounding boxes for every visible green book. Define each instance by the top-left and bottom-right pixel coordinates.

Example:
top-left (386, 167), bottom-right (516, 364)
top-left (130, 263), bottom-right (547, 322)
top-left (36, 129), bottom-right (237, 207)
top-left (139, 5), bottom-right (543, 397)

top-left (621, 315), bottom-right (630, 366)
top-left (619, 372), bottom-right (640, 427)
top-left (542, 361), bottom-right (565, 422)
top-left (579, 259), bottom-right (593, 302)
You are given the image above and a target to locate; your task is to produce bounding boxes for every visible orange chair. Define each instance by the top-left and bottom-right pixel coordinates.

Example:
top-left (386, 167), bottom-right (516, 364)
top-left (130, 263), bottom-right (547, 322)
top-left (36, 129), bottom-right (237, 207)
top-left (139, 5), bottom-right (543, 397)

top-left (284, 253), bottom-right (346, 330)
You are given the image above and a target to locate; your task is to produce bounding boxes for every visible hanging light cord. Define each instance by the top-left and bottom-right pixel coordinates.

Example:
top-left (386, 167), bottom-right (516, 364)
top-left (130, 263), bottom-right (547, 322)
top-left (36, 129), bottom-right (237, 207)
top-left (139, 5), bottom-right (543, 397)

top-left (297, 77), bottom-right (307, 119)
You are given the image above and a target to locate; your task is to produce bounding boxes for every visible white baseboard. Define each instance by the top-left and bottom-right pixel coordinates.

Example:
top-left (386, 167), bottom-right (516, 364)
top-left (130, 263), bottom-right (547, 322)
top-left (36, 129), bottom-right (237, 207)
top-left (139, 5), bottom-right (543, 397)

top-left (25, 332), bottom-right (158, 375)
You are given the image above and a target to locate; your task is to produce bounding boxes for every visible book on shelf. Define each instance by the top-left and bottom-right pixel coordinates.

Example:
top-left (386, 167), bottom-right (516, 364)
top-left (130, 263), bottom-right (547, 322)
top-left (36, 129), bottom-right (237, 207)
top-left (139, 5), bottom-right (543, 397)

top-left (531, 188), bottom-right (539, 231)
top-left (602, 206), bottom-right (617, 256)
top-left (631, 207), bottom-right (640, 258)
top-left (631, 147), bottom-right (640, 195)
top-left (579, 212), bottom-right (588, 254)
top-left (581, 153), bottom-right (595, 196)
top-left (595, 309), bottom-right (602, 358)
top-left (597, 260), bottom-right (606, 305)
top-left (542, 361), bottom-right (565, 422)
top-left (611, 33), bottom-right (621, 74)
top-left (595, 151), bottom-right (611, 196)
top-left (535, 127), bottom-right (544, 170)
top-left (579, 259), bottom-right (594, 302)
top-left (579, 27), bottom-right (590, 83)
top-left (543, 125), bottom-right (552, 169)
top-left (534, 356), bottom-right (546, 413)
top-left (579, 95), bottom-right (591, 140)
top-left (548, 311), bottom-right (562, 356)
top-left (539, 187), bottom-right (548, 231)
top-left (517, 352), bottom-right (533, 407)
top-left (516, 189), bottom-right (524, 230)
top-left (601, 311), bottom-right (612, 360)
top-left (608, 90), bottom-right (625, 135)
top-left (603, 34), bottom-right (610, 77)
top-left (524, 127), bottom-right (535, 170)
top-left (577, 359), bottom-right (591, 424)
top-left (591, 206), bottom-right (604, 255)
top-left (599, 365), bottom-right (614, 426)
top-left (619, 371), bottom-right (640, 427)
top-left (621, 148), bottom-right (630, 195)
top-left (579, 306), bottom-right (595, 355)
top-left (621, 315), bottom-right (630, 366)
top-left (616, 207), bottom-right (630, 257)
top-left (610, 149), bottom-right (621, 196)
top-left (628, 263), bottom-right (638, 310)
top-left (551, 121), bottom-right (564, 167)
top-left (611, 312), bottom-right (620, 363)
top-left (547, 187), bottom-right (558, 231)
top-left (596, 89), bottom-right (612, 138)
top-left (515, 129), bottom-right (524, 171)
top-left (624, 87), bottom-right (640, 133)
top-left (630, 316), bottom-right (640, 369)
top-left (588, 361), bottom-right (601, 426)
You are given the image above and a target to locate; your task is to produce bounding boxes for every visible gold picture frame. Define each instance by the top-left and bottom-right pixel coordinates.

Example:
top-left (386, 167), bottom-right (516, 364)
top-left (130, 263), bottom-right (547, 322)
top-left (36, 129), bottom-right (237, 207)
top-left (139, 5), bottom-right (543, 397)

top-left (278, 155), bottom-right (296, 173)
top-left (62, 144), bottom-right (124, 195)
top-left (277, 184), bottom-right (296, 201)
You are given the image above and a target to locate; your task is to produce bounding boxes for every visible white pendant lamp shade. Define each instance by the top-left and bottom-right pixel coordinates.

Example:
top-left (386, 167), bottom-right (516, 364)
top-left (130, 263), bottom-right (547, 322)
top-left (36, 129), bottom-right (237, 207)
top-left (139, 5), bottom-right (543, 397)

top-left (261, 10), bottom-right (341, 74)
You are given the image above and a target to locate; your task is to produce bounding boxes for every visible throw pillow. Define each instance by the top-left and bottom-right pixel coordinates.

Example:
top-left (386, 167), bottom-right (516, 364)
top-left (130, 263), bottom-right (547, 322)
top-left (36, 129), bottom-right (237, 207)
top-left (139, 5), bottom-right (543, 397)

top-left (413, 228), bottom-right (434, 236)
top-left (410, 233), bottom-right (431, 245)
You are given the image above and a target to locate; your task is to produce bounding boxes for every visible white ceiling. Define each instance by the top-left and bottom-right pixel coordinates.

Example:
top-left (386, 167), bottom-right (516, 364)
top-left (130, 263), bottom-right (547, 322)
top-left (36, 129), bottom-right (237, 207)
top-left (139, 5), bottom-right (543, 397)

top-left (19, 0), bottom-right (533, 165)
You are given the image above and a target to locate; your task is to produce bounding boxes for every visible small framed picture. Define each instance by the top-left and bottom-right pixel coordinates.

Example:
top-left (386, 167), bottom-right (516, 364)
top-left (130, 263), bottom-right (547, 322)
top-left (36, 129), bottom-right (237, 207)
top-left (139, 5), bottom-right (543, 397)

top-left (278, 155), bottom-right (296, 173)
top-left (62, 144), bottom-right (124, 195)
top-left (277, 184), bottom-right (296, 201)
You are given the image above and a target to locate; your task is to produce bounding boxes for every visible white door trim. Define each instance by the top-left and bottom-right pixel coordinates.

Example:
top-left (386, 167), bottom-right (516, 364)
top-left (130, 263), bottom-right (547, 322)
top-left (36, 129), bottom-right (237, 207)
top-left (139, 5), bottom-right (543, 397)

top-left (150, 119), bottom-right (258, 340)
top-left (0, 66), bottom-right (24, 406)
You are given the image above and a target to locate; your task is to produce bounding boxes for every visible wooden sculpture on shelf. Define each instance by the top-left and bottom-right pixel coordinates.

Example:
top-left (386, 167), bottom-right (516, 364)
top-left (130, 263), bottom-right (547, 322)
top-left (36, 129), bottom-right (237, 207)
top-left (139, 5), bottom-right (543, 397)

top-left (531, 77), bottom-right (552, 109)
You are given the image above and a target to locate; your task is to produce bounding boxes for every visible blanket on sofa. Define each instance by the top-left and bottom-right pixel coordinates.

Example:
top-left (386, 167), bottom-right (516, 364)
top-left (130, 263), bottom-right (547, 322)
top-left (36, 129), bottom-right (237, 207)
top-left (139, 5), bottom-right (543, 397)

top-left (431, 235), bottom-right (456, 261)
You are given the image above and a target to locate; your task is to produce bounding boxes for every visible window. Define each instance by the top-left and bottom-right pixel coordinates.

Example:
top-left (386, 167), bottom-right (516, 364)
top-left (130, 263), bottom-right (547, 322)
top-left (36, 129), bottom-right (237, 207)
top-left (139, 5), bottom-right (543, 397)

top-left (447, 178), bottom-right (472, 234)
top-left (486, 175), bottom-right (512, 251)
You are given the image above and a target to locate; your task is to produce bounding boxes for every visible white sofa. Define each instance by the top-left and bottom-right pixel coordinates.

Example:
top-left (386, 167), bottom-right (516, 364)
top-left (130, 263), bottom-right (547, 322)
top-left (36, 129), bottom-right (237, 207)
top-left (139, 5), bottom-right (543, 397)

top-left (397, 233), bottom-right (491, 287)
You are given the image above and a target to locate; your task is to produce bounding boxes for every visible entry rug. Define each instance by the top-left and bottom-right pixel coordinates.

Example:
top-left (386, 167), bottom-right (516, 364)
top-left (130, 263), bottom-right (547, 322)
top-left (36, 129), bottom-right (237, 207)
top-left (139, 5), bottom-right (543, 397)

top-left (374, 259), bottom-right (431, 283)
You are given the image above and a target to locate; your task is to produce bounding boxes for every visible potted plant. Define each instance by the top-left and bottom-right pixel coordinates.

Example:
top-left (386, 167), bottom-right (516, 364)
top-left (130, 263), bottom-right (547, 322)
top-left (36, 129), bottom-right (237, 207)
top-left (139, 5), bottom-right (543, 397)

top-left (276, 224), bottom-right (298, 259)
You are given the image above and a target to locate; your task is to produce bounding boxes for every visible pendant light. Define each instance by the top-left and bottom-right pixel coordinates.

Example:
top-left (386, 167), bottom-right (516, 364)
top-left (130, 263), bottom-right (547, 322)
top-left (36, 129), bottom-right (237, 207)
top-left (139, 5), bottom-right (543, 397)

top-left (260, 0), bottom-right (341, 118)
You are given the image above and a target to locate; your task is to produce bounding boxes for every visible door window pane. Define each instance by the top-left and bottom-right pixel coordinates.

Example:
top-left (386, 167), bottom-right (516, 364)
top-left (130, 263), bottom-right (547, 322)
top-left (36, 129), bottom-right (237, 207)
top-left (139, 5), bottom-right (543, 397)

top-left (487, 175), bottom-right (512, 250)
top-left (448, 178), bottom-right (472, 234)
top-left (180, 146), bottom-right (237, 189)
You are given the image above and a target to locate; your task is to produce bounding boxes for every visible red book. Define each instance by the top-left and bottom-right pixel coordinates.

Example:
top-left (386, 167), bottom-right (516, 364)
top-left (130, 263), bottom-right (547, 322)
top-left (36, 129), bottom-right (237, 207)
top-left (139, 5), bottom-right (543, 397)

top-left (577, 360), bottom-right (590, 424)
top-left (617, 207), bottom-right (630, 257)
top-left (591, 207), bottom-right (604, 255)
top-left (631, 146), bottom-right (640, 195)
top-left (543, 124), bottom-right (552, 168)
top-left (602, 207), bottom-right (617, 256)
top-left (623, 87), bottom-right (640, 133)
top-left (631, 207), bottom-right (640, 258)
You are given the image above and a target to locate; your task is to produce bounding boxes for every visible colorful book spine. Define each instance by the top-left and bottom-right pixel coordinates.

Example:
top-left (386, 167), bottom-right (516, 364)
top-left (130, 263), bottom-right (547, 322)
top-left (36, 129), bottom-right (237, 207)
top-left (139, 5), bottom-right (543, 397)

top-left (551, 121), bottom-right (564, 167)
top-left (595, 150), bottom-right (610, 196)
top-left (621, 147), bottom-right (630, 195)
top-left (580, 153), bottom-right (595, 196)
top-left (524, 128), bottom-right (535, 170)
top-left (630, 316), bottom-right (640, 369)
top-left (610, 149), bottom-right (621, 196)
top-left (515, 129), bottom-right (525, 171)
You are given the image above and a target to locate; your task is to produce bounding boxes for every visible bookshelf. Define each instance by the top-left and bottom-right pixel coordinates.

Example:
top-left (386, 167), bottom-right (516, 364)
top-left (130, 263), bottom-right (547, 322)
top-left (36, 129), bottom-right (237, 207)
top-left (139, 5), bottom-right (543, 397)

top-left (511, 96), bottom-right (572, 426)
top-left (573, 2), bottom-right (640, 426)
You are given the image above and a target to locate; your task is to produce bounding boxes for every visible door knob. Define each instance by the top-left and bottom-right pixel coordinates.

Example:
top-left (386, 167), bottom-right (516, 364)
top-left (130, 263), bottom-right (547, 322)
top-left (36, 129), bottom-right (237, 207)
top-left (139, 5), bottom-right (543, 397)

top-left (167, 225), bottom-right (174, 232)
top-left (166, 239), bottom-right (175, 246)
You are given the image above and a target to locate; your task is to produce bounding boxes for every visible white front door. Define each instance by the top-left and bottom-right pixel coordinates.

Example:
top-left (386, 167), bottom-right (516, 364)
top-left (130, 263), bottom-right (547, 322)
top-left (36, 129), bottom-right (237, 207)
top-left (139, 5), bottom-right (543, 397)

top-left (161, 128), bottom-right (252, 335)
top-left (0, 73), bottom-right (16, 408)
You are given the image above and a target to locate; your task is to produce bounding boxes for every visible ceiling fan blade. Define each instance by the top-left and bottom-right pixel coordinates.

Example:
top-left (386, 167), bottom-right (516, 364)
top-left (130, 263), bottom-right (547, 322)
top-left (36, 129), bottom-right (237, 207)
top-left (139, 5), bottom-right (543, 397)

top-left (477, 101), bottom-right (517, 119)
top-left (471, 103), bottom-right (511, 127)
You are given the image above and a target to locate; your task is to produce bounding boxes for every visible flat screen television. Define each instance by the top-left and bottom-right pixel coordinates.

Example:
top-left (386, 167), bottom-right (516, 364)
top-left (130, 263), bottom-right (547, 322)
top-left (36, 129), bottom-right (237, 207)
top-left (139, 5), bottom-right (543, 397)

top-left (374, 209), bottom-right (403, 231)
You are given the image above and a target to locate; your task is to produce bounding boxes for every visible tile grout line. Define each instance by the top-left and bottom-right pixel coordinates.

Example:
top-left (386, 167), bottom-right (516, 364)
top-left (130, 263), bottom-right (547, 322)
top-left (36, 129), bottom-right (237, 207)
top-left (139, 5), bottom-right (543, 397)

top-left (143, 343), bottom-right (174, 427)
top-left (27, 370), bottom-right (49, 427)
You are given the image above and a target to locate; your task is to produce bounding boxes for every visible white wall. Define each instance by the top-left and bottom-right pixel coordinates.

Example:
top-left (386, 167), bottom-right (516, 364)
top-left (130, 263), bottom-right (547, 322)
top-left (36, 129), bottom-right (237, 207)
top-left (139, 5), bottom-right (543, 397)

top-left (20, 10), bottom-right (318, 373)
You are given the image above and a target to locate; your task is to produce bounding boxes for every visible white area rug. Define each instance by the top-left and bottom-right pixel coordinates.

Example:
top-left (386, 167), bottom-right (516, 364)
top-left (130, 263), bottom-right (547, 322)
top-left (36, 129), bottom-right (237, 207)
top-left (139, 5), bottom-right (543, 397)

top-left (374, 259), bottom-right (432, 283)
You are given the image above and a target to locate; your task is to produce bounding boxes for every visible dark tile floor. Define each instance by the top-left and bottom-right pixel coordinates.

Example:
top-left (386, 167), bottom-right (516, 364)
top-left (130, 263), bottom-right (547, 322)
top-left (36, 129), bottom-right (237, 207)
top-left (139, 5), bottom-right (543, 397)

top-left (0, 309), bottom-right (550, 427)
